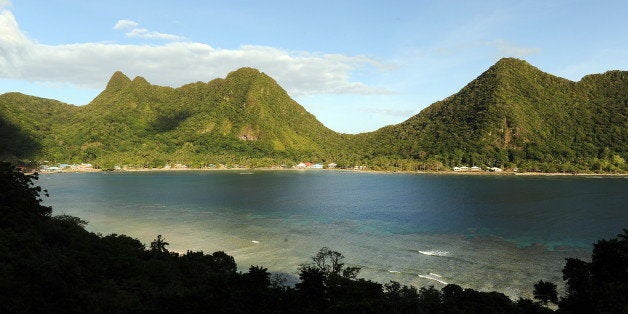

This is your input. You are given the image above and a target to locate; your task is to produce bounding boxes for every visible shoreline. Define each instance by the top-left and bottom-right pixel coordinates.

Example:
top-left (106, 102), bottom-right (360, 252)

top-left (36, 167), bottom-right (627, 177)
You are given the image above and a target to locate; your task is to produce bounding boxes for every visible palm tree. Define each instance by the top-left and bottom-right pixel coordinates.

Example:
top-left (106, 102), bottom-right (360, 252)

top-left (533, 280), bottom-right (558, 306)
top-left (150, 234), bottom-right (169, 253)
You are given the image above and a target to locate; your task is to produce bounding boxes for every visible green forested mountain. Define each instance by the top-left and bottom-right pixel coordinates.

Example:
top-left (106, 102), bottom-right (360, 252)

top-left (0, 58), bottom-right (626, 172)
top-left (354, 58), bottom-right (627, 172)
top-left (0, 68), bottom-right (348, 168)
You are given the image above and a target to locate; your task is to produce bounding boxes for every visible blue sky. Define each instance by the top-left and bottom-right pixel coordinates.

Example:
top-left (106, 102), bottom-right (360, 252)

top-left (1, 0), bottom-right (626, 133)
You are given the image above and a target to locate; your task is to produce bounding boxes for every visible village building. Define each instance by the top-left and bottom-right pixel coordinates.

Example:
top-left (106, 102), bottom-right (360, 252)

top-left (294, 162), bottom-right (323, 169)
top-left (77, 163), bottom-right (93, 171)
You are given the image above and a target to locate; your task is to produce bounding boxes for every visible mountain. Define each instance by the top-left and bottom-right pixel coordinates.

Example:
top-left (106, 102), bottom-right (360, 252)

top-left (0, 93), bottom-right (75, 162)
top-left (353, 58), bottom-right (627, 172)
top-left (0, 68), bottom-right (347, 168)
top-left (0, 58), bottom-right (626, 172)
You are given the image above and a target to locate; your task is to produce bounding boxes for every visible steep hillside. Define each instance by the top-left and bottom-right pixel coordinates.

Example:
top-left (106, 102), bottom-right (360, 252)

top-left (0, 93), bottom-right (76, 162)
top-left (355, 58), bottom-right (627, 172)
top-left (0, 68), bottom-right (346, 168)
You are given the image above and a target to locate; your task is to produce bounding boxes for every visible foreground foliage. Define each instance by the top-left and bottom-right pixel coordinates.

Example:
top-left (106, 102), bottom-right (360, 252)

top-left (0, 163), bottom-right (626, 313)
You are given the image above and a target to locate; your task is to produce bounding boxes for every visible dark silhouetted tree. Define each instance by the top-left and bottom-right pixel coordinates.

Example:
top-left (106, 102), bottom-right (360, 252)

top-left (304, 247), bottom-right (361, 279)
top-left (0, 162), bottom-right (51, 225)
top-left (296, 265), bottom-right (327, 309)
top-left (210, 251), bottom-right (237, 274)
top-left (560, 230), bottom-right (627, 313)
top-left (150, 234), bottom-right (169, 254)
top-left (533, 280), bottom-right (558, 306)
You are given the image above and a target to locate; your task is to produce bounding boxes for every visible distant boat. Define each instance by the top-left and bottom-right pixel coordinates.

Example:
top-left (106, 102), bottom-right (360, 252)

top-left (239, 172), bottom-right (254, 175)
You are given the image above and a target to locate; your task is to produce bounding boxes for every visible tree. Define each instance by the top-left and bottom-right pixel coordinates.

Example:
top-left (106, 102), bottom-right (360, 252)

top-left (418, 286), bottom-right (443, 312)
top-left (0, 162), bottom-right (51, 224)
top-left (245, 265), bottom-right (271, 289)
top-left (150, 234), bottom-right (169, 254)
top-left (210, 251), bottom-right (237, 274)
top-left (304, 247), bottom-right (361, 279)
top-left (533, 280), bottom-right (558, 306)
top-left (559, 230), bottom-right (628, 313)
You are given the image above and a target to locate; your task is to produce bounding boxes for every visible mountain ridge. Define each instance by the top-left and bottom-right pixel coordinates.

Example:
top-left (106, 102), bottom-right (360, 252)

top-left (1, 58), bottom-right (626, 172)
top-left (352, 58), bottom-right (626, 172)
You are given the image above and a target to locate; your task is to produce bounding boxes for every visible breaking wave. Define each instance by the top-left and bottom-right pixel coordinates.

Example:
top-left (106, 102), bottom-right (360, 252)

top-left (418, 272), bottom-right (448, 285)
top-left (418, 250), bottom-right (449, 257)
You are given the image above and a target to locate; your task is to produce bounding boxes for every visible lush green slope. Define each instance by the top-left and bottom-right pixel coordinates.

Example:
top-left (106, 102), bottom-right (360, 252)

top-left (0, 58), bottom-right (626, 172)
top-left (0, 68), bottom-right (347, 168)
top-left (354, 58), bottom-right (627, 172)
top-left (0, 93), bottom-right (75, 163)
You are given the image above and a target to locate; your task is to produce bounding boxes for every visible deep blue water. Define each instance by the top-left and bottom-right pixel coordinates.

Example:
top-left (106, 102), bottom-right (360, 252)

top-left (39, 171), bottom-right (628, 298)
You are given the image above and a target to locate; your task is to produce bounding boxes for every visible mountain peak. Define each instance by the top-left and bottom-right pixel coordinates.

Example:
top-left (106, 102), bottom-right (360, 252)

top-left (474, 57), bottom-right (551, 88)
top-left (490, 58), bottom-right (536, 73)
top-left (106, 71), bottom-right (132, 90)
top-left (225, 67), bottom-right (263, 81)
top-left (131, 76), bottom-right (150, 85)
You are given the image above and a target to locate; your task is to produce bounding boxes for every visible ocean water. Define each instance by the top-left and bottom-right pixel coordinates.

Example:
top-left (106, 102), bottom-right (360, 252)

top-left (39, 171), bottom-right (628, 299)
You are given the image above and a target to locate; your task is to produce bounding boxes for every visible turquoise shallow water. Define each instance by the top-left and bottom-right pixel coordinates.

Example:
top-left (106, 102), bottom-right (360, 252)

top-left (39, 171), bottom-right (627, 299)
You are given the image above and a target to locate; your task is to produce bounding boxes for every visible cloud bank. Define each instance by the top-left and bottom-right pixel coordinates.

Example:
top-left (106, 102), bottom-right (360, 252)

top-left (0, 10), bottom-right (389, 96)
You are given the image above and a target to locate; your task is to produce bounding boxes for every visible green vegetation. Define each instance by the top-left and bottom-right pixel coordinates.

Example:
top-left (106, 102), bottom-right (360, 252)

top-left (0, 68), bottom-right (347, 169)
top-left (1, 163), bottom-right (626, 312)
top-left (0, 58), bottom-right (626, 172)
top-left (354, 58), bottom-right (627, 173)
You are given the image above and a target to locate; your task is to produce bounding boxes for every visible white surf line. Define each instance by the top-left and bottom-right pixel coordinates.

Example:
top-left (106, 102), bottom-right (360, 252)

top-left (418, 250), bottom-right (449, 257)
top-left (418, 273), bottom-right (448, 285)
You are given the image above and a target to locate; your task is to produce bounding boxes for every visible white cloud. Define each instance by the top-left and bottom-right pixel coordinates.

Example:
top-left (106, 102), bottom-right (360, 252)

top-left (125, 27), bottom-right (185, 41)
top-left (0, 0), bottom-right (11, 10)
top-left (360, 107), bottom-right (416, 118)
top-left (113, 19), bottom-right (185, 41)
top-left (558, 48), bottom-right (628, 81)
top-left (491, 40), bottom-right (540, 57)
top-left (113, 19), bottom-right (138, 30)
top-left (0, 10), bottom-right (390, 98)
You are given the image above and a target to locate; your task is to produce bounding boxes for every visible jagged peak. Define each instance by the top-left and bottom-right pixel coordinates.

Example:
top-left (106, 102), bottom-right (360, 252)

top-left (487, 58), bottom-right (541, 76)
top-left (494, 57), bottom-right (532, 67)
top-left (223, 67), bottom-right (284, 96)
top-left (105, 71), bottom-right (132, 90)
top-left (228, 67), bottom-right (262, 77)
top-left (224, 67), bottom-right (264, 85)
top-left (131, 76), bottom-right (150, 85)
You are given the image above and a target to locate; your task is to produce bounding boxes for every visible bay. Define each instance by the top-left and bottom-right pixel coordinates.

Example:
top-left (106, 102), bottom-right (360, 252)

top-left (39, 171), bottom-right (627, 299)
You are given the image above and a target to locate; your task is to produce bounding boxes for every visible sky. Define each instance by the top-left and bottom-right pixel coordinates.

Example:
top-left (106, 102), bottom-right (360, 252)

top-left (0, 1), bottom-right (627, 133)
